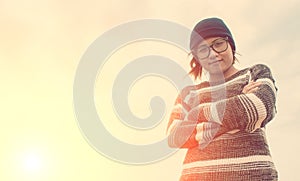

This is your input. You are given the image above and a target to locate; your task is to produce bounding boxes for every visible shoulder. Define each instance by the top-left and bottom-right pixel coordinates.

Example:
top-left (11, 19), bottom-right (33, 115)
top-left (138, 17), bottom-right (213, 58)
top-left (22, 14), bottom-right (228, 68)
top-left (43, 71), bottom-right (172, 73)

top-left (249, 64), bottom-right (272, 73)
top-left (179, 85), bottom-right (196, 98)
top-left (179, 82), bottom-right (208, 98)
top-left (249, 64), bottom-right (274, 81)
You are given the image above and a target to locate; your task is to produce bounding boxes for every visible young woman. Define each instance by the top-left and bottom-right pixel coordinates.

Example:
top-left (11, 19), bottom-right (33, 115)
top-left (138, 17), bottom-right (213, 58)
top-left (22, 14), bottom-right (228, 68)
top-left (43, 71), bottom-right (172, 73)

top-left (167, 17), bottom-right (278, 180)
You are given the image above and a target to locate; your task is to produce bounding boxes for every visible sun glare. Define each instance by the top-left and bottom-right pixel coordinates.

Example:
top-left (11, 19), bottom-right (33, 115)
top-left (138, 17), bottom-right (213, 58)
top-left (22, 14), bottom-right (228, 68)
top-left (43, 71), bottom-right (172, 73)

top-left (22, 153), bottom-right (42, 173)
top-left (14, 148), bottom-right (48, 178)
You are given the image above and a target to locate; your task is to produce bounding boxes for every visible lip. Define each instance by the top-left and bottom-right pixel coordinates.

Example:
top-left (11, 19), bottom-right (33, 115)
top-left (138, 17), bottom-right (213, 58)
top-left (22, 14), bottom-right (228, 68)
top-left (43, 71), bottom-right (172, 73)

top-left (208, 59), bottom-right (223, 65)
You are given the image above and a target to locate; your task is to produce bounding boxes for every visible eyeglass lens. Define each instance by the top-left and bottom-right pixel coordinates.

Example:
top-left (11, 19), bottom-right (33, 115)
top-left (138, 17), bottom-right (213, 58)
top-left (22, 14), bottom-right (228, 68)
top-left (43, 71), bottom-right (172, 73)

top-left (197, 38), bottom-right (228, 59)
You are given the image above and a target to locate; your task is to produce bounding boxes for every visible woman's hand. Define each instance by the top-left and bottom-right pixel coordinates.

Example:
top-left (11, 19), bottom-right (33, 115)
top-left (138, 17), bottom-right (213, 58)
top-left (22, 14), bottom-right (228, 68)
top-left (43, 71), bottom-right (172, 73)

top-left (242, 81), bottom-right (262, 94)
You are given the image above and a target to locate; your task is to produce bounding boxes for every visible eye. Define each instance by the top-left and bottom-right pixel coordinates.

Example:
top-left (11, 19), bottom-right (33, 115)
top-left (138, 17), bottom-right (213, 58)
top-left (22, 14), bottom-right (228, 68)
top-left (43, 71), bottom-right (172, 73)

top-left (213, 40), bottom-right (225, 48)
top-left (198, 46), bottom-right (209, 53)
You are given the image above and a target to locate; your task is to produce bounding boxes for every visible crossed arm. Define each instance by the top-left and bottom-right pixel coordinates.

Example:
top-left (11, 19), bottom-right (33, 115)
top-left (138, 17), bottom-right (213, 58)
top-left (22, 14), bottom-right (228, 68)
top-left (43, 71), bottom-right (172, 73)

top-left (167, 64), bottom-right (277, 149)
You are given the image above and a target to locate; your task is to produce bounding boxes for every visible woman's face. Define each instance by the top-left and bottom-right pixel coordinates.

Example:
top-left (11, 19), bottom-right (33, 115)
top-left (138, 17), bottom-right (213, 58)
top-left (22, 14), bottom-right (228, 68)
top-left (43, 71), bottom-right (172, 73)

top-left (195, 36), bottom-right (235, 79)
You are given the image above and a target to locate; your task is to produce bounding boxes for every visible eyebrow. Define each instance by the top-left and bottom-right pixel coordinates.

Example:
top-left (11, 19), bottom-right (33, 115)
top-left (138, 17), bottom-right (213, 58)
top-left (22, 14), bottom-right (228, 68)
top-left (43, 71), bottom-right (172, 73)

top-left (198, 37), bottom-right (225, 47)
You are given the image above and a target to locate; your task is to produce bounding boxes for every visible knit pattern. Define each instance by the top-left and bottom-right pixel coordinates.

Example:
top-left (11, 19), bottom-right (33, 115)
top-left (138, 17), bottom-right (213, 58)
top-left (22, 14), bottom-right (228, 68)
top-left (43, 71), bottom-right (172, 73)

top-left (167, 64), bottom-right (278, 181)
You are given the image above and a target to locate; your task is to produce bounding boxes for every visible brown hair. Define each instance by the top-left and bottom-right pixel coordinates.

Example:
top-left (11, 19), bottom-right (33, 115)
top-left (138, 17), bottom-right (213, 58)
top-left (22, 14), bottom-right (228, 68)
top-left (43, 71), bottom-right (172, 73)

top-left (188, 56), bottom-right (203, 80)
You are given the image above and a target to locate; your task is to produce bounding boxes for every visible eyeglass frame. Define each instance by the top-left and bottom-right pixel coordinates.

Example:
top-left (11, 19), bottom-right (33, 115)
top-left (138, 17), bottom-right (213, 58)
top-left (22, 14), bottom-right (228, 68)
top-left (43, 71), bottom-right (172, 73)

top-left (193, 37), bottom-right (229, 60)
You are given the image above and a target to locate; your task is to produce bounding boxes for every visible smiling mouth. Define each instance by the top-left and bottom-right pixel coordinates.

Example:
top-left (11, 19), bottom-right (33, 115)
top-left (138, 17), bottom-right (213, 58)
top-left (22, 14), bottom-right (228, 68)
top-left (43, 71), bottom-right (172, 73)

top-left (209, 59), bottom-right (223, 65)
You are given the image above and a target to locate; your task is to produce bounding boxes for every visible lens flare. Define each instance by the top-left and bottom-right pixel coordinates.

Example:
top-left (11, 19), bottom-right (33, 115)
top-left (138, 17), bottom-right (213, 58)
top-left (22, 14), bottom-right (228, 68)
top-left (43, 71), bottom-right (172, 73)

top-left (22, 152), bottom-right (42, 173)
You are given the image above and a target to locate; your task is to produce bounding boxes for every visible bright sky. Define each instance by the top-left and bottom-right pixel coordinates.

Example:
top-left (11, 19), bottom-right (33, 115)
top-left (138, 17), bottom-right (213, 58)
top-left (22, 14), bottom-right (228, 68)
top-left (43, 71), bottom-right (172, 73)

top-left (1, 0), bottom-right (300, 180)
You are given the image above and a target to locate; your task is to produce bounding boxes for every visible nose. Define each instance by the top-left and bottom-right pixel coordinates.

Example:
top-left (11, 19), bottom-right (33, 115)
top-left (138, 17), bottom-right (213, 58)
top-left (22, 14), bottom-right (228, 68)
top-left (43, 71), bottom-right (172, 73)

top-left (208, 47), bottom-right (219, 59)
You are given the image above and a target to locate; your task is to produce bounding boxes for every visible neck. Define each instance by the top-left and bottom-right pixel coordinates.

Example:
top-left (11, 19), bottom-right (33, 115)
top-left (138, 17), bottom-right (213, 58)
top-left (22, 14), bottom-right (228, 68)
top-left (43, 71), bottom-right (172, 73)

top-left (209, 65), bottom-right (239, 82)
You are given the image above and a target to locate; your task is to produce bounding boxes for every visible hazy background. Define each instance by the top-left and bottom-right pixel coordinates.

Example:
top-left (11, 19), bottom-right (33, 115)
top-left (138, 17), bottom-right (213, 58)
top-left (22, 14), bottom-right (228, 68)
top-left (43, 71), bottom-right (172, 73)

top-left (1, 0), bottom-right (300, 180)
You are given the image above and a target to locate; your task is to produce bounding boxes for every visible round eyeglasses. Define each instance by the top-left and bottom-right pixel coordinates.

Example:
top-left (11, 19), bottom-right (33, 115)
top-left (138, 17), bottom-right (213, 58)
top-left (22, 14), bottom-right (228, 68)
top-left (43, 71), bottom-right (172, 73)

top-left (194, 37), bottom-right (229, 60)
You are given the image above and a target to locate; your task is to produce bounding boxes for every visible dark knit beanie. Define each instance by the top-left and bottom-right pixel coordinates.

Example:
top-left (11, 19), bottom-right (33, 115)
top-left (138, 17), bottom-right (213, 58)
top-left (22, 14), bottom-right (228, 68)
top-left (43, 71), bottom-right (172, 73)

top-left (190, 17), bottom-right (236, 53)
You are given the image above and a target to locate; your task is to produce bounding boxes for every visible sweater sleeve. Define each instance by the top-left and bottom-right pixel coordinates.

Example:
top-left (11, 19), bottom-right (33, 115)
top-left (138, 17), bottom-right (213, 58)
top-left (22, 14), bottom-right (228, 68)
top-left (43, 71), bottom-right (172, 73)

top-left (221, 64), bottom-right (277, 132)
top-left (167, 87), bottom-right (199, 149)
top-left (200, 64), bottom-right (277, 133)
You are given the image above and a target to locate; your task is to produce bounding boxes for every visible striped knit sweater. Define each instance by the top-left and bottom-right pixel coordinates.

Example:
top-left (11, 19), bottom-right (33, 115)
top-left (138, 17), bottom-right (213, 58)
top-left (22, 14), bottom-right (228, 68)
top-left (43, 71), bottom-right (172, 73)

top-left (167, 64), bottom-right (278, 181)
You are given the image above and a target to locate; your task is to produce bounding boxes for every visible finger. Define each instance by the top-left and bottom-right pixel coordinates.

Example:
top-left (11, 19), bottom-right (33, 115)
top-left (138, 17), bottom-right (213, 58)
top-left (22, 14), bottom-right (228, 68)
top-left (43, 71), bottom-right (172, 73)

top-left (246, 87), bottom-right (259, 93)
top-left (245, 84), bottom-right (260, 91)
top-left (245, 81), bottom-right (262, 90)
top-left (248, 81), bottom-right (262, 85)
top-left (243, 85), bottom-right (260, 94)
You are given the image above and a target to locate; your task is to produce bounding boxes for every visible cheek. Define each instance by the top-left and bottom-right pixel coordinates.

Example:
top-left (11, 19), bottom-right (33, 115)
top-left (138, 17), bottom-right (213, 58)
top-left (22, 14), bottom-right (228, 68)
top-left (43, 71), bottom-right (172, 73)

top-left (222, 47), bottom-right (234, 62)
top-left (226, 52), bottom-right (234, 61)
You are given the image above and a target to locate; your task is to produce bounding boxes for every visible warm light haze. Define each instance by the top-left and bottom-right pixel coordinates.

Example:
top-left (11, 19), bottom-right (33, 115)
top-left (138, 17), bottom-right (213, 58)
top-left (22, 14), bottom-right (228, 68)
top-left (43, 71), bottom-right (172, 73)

top-left (1, 0), bottom-right (300, 180)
